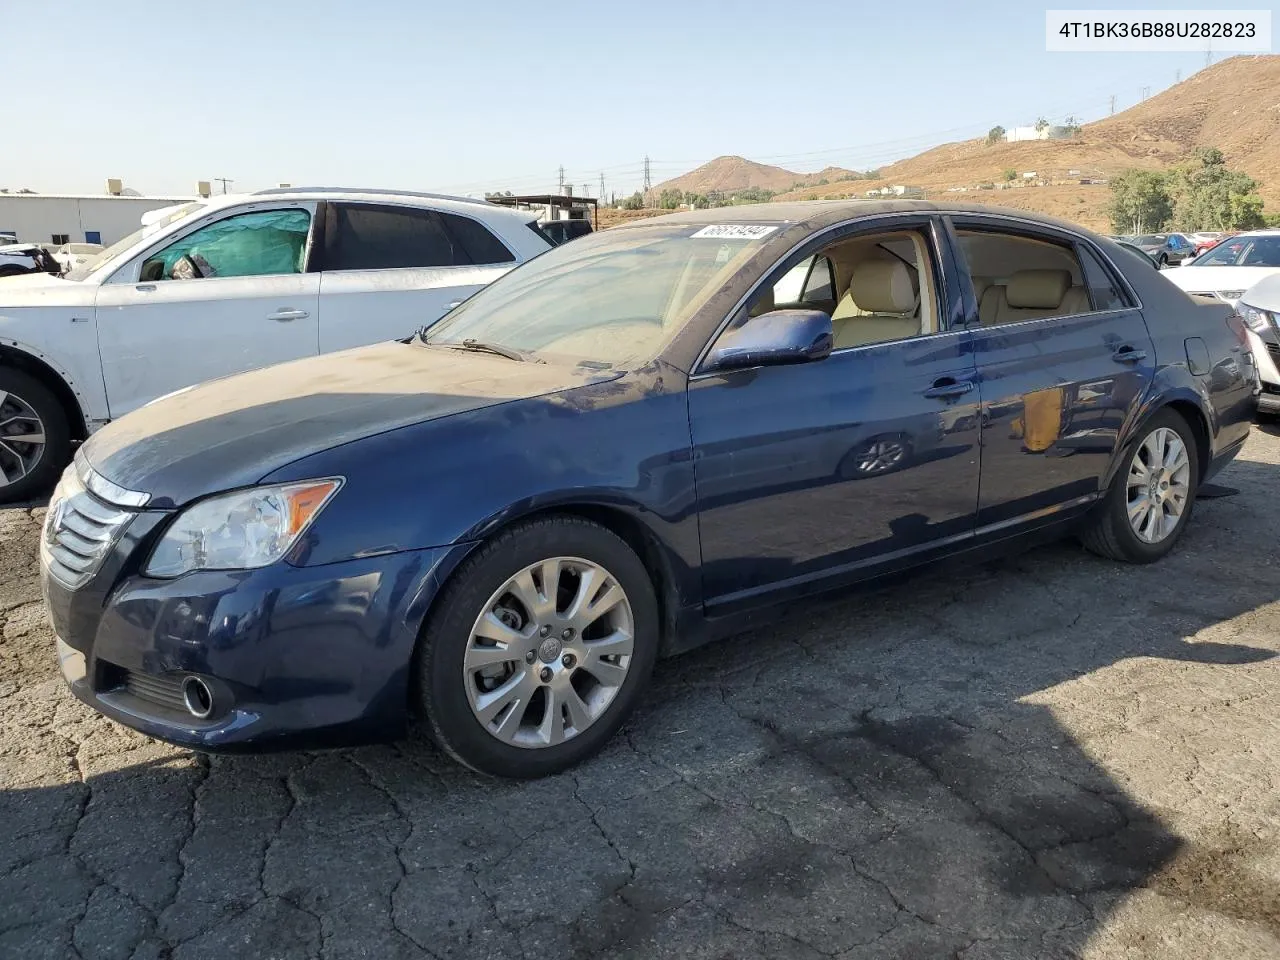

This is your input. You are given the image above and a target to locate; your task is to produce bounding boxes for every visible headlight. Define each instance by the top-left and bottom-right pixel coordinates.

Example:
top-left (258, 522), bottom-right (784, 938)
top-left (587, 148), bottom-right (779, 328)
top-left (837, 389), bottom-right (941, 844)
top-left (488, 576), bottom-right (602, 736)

top-left (1240, 303), bottom-right (1273, 333)
top-left (145, 479), bottom-right (342, 578)
top-left (1218, 290), bottom-right (1246, 302)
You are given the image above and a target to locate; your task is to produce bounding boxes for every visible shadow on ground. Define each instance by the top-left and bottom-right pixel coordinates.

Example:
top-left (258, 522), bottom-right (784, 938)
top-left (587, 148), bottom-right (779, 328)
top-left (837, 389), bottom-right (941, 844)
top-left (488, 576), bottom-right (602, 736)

top-left (2, 460), bottom-right (1280, 959)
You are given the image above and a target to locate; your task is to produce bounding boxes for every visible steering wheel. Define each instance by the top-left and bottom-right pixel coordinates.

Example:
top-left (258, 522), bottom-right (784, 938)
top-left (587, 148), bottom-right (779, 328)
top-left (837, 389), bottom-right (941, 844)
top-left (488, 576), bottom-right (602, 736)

top-left (171, 254), bottom-right (206, 280)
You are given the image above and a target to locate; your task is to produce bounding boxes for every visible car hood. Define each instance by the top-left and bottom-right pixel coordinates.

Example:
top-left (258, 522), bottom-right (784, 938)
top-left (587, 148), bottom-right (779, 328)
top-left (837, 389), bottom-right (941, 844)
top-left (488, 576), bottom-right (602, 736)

top-left (1163, 265), bottom-right (1280, 303)
top-left (82, 341), bottom-right (617, 508)
top-left (0, 270), bottom-right (87, 306)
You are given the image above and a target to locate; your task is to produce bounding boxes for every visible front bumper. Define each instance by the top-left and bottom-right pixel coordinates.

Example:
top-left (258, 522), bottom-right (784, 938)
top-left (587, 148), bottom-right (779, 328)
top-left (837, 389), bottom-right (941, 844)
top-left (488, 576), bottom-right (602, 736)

top-left (44, 539), bottom-right (460, 752)
top-left (1249, 328), bottom-right (1280, 413)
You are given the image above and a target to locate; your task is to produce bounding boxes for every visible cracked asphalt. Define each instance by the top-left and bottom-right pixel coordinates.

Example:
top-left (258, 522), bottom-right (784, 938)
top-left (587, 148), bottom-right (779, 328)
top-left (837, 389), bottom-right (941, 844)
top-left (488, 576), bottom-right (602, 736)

top-left (3, 425), bottom-right (1280, 960)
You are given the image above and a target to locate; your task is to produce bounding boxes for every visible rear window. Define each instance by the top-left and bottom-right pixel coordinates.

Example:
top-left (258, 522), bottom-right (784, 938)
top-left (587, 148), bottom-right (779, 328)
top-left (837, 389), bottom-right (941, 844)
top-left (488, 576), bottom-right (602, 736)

top-left (440, 212), bottom-right (514, 264)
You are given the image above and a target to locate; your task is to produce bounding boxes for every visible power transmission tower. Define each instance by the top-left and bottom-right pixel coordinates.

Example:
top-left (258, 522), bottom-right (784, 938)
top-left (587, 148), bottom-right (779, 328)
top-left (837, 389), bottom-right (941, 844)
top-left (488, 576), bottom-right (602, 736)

top-left (1140, 86), bottom-right (1150, 101)
top-left (558, 165), bottom-right (565, 193)
top-left (642, 155), bottom-right (651, 194)
top-left (598, 172), bottom-right (605, 200)
top-left (1109, 94), bottom-right (1116, 115)
top-left (214, 177), bottom-right (233, 194)
top-left (1175, 68), bottom-right (1181, 83)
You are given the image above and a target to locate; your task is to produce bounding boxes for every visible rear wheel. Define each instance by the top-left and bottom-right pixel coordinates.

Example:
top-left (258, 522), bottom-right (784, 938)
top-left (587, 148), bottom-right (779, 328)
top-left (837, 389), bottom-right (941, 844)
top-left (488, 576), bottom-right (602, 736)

top-left (0, 368), bottom-right (70, 503)
top-left (1081, 409), bottom-right (1198, 563)
top-left (415, 516), bottom-right (659, 778)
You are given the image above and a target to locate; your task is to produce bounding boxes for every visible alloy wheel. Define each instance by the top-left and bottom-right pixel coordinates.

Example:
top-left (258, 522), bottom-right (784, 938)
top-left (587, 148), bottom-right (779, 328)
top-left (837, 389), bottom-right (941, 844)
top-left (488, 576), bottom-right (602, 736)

top-left (857, 438), bottom-right (906, 475)
top-left (462, 556), bottom-right (634, 749)
top-left (1126, 426), bottom-right (1191, 544)
top-left (0, 391), bottom-right (47, 488)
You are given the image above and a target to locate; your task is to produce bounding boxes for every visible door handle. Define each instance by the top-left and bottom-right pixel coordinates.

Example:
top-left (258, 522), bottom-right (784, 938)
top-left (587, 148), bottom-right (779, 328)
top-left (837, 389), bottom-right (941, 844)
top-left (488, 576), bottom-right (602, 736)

top-left (923, 379), bottom-right (975, 399)
top-left (135, 284), bottom-right (156, 293)
top-left (269, 309), bottom-right (310, 322)
top-left (1112, 346), bottom-right (1147, 364)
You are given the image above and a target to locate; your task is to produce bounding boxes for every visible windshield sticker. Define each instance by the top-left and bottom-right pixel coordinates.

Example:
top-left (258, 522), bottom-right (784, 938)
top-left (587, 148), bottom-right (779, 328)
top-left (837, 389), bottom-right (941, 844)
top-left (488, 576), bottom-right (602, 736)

top-left (715, 244), bottom-right (733, 264)
top-left (690, 224), bottom-right (779, 240)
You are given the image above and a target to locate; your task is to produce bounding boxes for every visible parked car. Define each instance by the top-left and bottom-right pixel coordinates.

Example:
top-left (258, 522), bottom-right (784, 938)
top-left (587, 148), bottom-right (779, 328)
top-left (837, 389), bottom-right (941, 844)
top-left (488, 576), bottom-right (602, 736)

top-left (51, 242), bottom-right (104, 272)
top-left (42, 201), bottom-right (1255, 777)
top-left (0, 187), bottom-right (550, 500)
top-left (0, 242), bottom-right (61, 278)
top-left (1188, 231), bottom-right (1229, 257)
top-left (1235, 274), bottom-right (1280, 416)
top-left (1113, 239), bottom-right (1160, 269)
top-left (1131, 233), bottom-right (1195, 267)
top-left (1161, 230), bottom-right (1280, 308)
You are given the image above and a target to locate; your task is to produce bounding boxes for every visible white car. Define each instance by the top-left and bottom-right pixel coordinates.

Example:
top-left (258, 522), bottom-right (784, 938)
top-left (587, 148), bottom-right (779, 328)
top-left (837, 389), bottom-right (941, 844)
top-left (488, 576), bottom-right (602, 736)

top-left (1236, 274), bottom-right (1280, 417)
top-left (51, 242), bottom-right (104, 272)
top-left (1161, 230), bottom-right (1280, 308)
top-left (0, 187), bottom-right (549, 500)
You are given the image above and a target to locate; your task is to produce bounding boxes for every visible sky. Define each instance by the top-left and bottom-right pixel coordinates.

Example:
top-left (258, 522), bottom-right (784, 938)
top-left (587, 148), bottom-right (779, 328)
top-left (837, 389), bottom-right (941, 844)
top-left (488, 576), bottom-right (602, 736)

top-left (0, 0), bottom-right (1261, 199)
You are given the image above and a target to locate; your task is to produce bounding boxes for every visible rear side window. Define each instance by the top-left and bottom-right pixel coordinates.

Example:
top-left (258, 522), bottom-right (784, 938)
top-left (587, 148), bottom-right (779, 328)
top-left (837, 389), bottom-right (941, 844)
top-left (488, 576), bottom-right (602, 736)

top-left (1079, 247), bottom-right (1130, 312)
top-left (439, 212), bottom-right (514, 264)
top-left (324, 204), bottom-right (460, 271)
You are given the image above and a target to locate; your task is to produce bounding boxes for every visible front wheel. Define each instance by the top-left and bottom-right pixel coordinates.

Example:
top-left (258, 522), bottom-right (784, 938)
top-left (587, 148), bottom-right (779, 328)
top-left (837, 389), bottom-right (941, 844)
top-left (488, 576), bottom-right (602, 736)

top-left (0, 367), bottom-right (71, 503)
top-left (1081, 410), bottom-right (1198, 563)
top-left (415, 516), bottom-right (659, 778)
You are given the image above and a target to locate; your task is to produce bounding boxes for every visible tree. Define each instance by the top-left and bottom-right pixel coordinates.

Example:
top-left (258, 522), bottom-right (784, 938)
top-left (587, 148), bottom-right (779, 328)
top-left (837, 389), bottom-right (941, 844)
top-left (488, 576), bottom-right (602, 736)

top-left (1034, 117), bottom-right (1050, 132)
top-left (1063, 115), bottom-right (1082, 135)
top-left (621, 191), bottom-right (645, 210)
top-left (1167, 147), bottom-right (1265, 231)
top-left (1003, 168), bottom-right (1017, 182)
top-left (1107, 169), bottom-right (1173, 234)
top-left (986, 126), bottom-right (1005, 145)
top-left (658, 188), bottom-right (683, 209)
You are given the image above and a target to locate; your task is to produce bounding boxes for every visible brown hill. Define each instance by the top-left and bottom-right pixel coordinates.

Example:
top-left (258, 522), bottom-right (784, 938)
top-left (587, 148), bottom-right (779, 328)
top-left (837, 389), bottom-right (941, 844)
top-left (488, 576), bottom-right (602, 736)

top-left (650, 56), bottom-right (1280, 231)
top-left (651, 155), bottom-right (860, 197)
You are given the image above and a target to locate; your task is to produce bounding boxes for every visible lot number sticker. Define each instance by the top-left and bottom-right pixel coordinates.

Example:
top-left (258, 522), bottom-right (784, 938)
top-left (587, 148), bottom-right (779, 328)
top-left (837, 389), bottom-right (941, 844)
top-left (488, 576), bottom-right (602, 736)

top-left (690, 224), bottom-right (779, 240)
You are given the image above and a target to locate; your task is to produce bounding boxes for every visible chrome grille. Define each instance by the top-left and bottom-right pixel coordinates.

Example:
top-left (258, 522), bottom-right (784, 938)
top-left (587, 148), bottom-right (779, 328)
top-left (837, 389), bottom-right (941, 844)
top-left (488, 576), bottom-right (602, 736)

top-left (120, 669), bottom-right (187, 713)
top-left (1267, 342), bottom-right (1280, 362)
top-left (42, 465), bottom-right (136, 589)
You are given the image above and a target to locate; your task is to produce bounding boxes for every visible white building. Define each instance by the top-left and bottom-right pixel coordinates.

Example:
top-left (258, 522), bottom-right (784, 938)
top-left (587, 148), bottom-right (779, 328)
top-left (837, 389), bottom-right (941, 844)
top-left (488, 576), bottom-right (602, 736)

top-left (0, 193), bottom-right (197, 246)
top-left (1004, 125), bottom-right (1072, 143)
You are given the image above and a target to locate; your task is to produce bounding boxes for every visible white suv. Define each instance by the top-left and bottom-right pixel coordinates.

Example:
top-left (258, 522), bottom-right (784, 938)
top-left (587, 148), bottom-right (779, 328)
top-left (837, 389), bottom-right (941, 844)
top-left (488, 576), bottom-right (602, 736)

top-left (0, 187), bottom-right (550, 501)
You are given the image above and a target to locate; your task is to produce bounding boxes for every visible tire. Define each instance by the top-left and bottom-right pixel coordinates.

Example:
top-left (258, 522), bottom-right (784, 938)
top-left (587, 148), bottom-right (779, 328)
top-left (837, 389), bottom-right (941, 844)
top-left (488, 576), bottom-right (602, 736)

top-left (1080, 409), bottom-right (1199, 563)
top-left (1157, 253), bottom-right (1169, 268)
top-left (0, 367), bottom-right (71, 503)
top-left (415, 515), bottom-right (659, 778)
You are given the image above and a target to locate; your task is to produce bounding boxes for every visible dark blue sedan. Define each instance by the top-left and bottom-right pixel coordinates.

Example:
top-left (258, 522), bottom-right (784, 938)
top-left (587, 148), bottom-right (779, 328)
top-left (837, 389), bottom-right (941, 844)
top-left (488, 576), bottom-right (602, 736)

top-left (41, 201), bottom-right (1257, 777)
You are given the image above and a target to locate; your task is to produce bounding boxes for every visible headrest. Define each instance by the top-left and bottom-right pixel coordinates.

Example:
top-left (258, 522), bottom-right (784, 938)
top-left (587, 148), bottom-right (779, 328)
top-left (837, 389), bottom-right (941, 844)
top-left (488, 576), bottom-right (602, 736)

top-left (971, 275), bottom-right (994, 302)
top-left (1005, 269), bottom-right (1070, 309)
top-left (850, 259), bottom-right (915, 314)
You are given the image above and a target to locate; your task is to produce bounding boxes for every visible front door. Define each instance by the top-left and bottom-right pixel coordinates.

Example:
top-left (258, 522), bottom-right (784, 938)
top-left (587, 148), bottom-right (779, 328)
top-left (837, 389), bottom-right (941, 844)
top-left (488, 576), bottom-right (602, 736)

top-left (952, 220), bottom-right (1155, 526)
top-left (95, 206), bottom-right (319, 418)
top-left (315, 202), bottom-right (517, 352)
top-left (689, 220), bottom-right (981, 610)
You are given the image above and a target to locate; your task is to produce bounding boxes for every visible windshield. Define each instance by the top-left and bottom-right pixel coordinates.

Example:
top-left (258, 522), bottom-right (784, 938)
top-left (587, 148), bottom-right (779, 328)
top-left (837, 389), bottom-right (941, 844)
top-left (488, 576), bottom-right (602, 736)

top-left (1133, 235), bottom-right (1164, 245)
top-left (1191, 235), bottom-right (1280, 268)
top-left (64, 202), bottom-right (206, 281)
top-left (423, 222), bottom-right (776, 367)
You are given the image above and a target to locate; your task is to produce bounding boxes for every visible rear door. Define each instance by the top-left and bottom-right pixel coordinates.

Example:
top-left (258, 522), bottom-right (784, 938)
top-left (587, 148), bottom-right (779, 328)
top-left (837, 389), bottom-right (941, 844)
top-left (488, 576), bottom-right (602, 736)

top-left (950, 216), bottom-right (1154, 528)
top-left (314, 202), bottom-right (518, 352)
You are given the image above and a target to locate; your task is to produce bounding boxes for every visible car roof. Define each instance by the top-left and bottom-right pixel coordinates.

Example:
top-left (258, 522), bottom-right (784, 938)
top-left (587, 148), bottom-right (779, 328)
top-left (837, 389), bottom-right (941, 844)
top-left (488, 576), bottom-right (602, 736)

top-left (610, 199), bottom-right (1107, 238)
top-left (242, 187), bottom-right (539, 224)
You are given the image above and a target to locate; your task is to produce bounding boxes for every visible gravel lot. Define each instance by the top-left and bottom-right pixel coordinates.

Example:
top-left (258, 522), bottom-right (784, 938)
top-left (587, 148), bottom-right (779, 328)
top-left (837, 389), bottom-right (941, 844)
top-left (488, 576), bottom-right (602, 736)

top-left (3, 424), bottom-right (1279, 960)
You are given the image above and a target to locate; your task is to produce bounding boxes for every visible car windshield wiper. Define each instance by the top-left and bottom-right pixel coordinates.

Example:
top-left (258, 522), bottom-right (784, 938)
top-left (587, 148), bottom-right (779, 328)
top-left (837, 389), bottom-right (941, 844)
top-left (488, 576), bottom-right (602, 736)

top-left (445, 338), bottom-right (542, 363)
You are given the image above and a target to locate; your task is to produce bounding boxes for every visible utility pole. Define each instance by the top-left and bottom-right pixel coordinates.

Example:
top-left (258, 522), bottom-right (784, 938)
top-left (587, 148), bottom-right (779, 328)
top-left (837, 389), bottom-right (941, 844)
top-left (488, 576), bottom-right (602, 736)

top-left (1140, 85), bottom-right (1150, 101)
top-left (642, 155), bottom-right (651, 195)
top-left (214, 177), bottom-right (233, 194)
top-left (1109, 94), bottom-right (1116, 116)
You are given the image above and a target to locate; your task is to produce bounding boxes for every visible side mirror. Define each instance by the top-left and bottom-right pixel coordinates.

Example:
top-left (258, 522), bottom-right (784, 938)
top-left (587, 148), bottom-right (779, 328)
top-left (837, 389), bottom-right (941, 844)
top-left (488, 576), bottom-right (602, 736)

top-left (706, 309), bottom-right (834, 372)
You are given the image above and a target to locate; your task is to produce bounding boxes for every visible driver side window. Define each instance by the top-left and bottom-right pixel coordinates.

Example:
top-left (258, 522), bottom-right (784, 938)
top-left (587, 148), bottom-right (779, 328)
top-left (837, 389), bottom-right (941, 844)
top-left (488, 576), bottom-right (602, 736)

top-left (140, 208), bottom-right (311, 281)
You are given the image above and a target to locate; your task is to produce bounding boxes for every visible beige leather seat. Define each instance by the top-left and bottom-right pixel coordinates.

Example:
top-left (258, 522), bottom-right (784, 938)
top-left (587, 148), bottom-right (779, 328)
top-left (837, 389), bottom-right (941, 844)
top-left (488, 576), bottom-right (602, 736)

top-left (978, 269), bottom-right (1089, 326)
top-left (831, 260), bottom-right (920, 348)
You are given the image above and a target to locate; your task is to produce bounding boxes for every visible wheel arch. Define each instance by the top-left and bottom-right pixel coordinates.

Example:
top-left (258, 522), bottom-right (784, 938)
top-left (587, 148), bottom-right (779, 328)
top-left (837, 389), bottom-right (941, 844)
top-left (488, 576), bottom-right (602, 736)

top-left (1106, 389), bottom-right (1212, 489)
top-left (0, 343), bottom-right (90, 441)
top-left (422, 500), bottom-right (688, 659)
